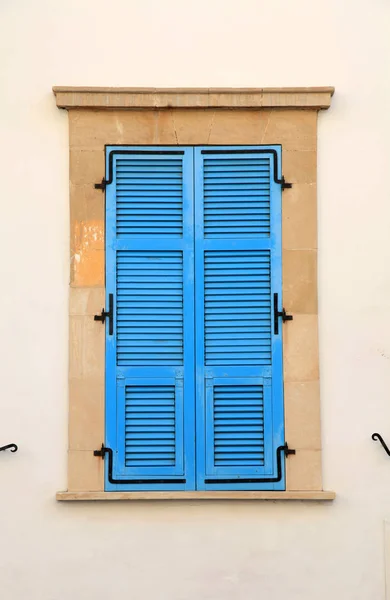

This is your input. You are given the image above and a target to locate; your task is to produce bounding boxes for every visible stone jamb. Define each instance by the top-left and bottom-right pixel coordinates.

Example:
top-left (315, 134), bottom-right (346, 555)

top-left (55, 87), bottom-right (334, 498)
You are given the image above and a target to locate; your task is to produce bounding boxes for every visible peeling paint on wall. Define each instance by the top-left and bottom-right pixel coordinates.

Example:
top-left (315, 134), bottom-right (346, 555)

top-left (71, 220), bottom-right (104, 286)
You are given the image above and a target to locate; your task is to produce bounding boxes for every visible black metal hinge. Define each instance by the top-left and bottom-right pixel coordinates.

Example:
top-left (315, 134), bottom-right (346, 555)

top-left (281, 176), bottom-right (293, 190)
top-left (94, 178), bottom-right (107, 191)
top-left (94, 444), bottom-right (107, 459)
top-left (284, 443), bottom-right (296, 457)
top-left (273, 293), bottom-right (293, 335)
top-left (94, 293), bottom-right (114, 335)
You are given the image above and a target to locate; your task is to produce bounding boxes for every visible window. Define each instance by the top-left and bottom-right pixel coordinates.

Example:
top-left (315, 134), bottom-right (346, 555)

top-left (104, 145), bottom-right (285, 491)
top-left (56, 87), bottom-right (335, 501)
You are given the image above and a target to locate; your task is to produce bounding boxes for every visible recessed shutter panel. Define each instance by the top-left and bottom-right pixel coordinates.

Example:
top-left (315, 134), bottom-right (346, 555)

top-left (105, 148), bottom-right (195, 491)
top-left (116, 251), bottom-right (184, 367)
top-left (204, 250), bottom-right (272, 366)
top-left (195, 147), bottom-right (285, 491)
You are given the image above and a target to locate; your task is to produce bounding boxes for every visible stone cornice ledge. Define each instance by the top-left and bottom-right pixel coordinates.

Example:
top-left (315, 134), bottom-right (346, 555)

top-left (52, 87), bottom-right (334, 110)
top-left (56, 491), bottom-right (336, 501)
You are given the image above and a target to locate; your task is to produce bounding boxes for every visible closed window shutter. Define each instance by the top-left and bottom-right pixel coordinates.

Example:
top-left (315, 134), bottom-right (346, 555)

top-left (105, 148), bottom-right (196, 491)
top-left (194, 148), bottom-right (285, 490)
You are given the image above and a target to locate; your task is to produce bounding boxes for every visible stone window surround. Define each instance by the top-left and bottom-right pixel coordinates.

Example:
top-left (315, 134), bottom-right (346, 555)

top-left (53, 86), bottom-right (335, 501)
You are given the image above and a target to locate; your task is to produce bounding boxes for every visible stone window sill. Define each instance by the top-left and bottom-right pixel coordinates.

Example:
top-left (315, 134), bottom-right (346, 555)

top-left (56, 490), bottom-right (336, 502)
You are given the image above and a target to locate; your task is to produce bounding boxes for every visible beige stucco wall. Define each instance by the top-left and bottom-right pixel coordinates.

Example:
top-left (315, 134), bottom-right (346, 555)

top-left (1, 1), bottom-right (390, 599)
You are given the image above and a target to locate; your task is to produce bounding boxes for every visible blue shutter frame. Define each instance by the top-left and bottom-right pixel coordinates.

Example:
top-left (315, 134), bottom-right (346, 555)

top-left (104, 145), bottom-right (285, 492)
top-left (194, 147), bottom-right (285, 491)
top-left (105, 147), bottom-right (196, 491)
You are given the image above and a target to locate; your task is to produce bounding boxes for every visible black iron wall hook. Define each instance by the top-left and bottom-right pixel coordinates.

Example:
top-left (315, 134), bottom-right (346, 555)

top-left (0, 443), bottom-right (18, 453)
top-left (372, 433), bottom-right (390, 456)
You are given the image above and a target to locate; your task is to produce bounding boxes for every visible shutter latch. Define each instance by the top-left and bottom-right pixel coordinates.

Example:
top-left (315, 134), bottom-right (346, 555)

top-left (94, 293), bottom-right (114, 335)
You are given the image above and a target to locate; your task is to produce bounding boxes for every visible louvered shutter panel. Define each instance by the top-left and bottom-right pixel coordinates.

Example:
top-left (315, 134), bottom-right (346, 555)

top-left (194, 147), bottom-right (285, 490)
top-left (105, 147), bottom-right (195, 491)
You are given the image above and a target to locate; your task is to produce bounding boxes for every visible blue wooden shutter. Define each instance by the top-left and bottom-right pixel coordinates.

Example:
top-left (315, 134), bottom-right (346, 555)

top-left (105, 147), bottom-right (195, 491)
top-left (194, 147), bottom-right (285, 490)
